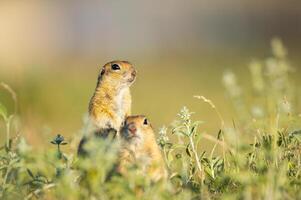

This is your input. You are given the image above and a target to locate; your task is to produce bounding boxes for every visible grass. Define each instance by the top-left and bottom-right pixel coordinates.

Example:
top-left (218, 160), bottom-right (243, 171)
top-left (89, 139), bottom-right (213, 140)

top-left (0, 38), bottom-right (301, 199)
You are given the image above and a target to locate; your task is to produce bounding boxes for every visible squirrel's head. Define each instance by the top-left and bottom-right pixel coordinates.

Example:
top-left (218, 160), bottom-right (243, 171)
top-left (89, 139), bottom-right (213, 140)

top-left (98, 61), bottom-right (137, 88)
top-left (121, 115), bottom-right (155, 146)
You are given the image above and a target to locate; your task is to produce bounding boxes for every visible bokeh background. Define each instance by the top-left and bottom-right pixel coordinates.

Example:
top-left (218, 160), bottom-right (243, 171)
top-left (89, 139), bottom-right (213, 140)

top-left (0, 0), bottom-right (300, 146)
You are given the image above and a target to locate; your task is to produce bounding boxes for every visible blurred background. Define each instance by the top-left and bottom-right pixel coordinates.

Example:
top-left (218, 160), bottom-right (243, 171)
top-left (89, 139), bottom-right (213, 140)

top-left (0, 0), bottom-right (300, 146)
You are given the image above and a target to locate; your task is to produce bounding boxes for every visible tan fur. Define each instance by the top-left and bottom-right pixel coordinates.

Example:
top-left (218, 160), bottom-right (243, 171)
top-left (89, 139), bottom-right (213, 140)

top-left (119, 116), bottom-right (168, 181)
top-left (78, 61), bottom-right (136, 155)
top-left (88, 60), bottom-right (136, 133)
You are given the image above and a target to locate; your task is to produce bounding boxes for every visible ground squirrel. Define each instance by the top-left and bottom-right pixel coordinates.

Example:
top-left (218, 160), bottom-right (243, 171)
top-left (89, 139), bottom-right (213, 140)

top-left (118, 115), bottom-right (167, 181)
top-left (78, 61), bottom-right (136, 155)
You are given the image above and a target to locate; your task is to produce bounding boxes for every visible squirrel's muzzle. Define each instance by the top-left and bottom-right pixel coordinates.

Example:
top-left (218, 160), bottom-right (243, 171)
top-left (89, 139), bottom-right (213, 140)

top-left (121, 122), bottom-right (138, 139)
top-left (131, 69), bottom-right (137, 78)
top-left (127, 69), bottom-right (137, 83)
top-left (127, 123), bottom-right (137, 135)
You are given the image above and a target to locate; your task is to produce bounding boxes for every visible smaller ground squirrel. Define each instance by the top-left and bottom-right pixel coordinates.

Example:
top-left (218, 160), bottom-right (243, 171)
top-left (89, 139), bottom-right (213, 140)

top-left (118, 115), bottom-right (167, 181)
top-left (78, 61), bottom-right (136, 155)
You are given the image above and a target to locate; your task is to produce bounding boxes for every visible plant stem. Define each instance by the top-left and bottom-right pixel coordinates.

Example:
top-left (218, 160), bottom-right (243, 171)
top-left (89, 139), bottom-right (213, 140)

top-left (163, 147), bottom-right (170, 169)
top-left (25, 183), bottom-right (56, 200)
top-left (57, 144), bottom-right (62, 159)
top-left (189, 136), bottom-right (204, 182)
top-left (6, 121), bottom-right (10, 149)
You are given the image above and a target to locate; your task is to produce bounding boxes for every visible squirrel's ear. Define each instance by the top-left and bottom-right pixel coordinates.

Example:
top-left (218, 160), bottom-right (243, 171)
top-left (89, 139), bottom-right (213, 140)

top-left (100, 68), bottom-right (105, 76)
top-left (97, 68), bottom-right (105, 82)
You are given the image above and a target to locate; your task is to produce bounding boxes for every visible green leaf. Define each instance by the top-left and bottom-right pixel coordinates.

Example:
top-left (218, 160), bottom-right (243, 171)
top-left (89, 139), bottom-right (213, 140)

top-left (202, 157), bottom-right (210, 165)
top-left (167, 149), bottom-right (175, 163)
top-left (186, 144), bottom-right (192, 157)
top-left (200, 151), bottom-right (206, 159)
top-left (190, 126), bottom-right (196, 136)
top-left (195, 133), bottom-right (203, 145)
top-left (172, 144), bottom-right (186, 150)
top-left (204, 166), bottom-right (214, 180)
top-left (27, 169), bottom-right (35, 179)
top-left (213, 157), bottom-right (222, 168)
top-left (165, 142), bottom-right (173, 149)
top-left (291, 130), bottom-right (301, 142)
top-left (169, 173), bottom-right (182, 180)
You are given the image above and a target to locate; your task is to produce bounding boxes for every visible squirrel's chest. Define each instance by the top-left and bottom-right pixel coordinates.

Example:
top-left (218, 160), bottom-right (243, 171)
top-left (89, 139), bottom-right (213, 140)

top-left (92, 89), bottom-right (129, 129)
top-left (115, 89), bottom-right (128, 114)
top-left (129, 147), bottom-right (153, 170)
top-left (113, 90), bottom-right (128, 124)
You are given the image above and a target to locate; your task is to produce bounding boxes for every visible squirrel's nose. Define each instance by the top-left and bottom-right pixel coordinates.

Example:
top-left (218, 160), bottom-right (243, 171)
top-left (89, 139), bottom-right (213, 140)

top-left (131, 69), bottom-right (137, 78)
top-left (128, 123), bottom-right (137, 135)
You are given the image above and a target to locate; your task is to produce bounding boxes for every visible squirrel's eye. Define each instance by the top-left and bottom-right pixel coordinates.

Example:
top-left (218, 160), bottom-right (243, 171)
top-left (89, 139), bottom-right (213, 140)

top-left (111, 64), bottom-right (121, 70)
top-left (143, 118), bottom-right (148, 125)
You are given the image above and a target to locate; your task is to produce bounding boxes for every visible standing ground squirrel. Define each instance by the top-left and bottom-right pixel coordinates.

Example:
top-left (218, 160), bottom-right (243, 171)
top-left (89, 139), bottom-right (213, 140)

top-left (78, 61), bottom-right (136, 155)
top-left (118, 115), bottom-right (167, 181)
